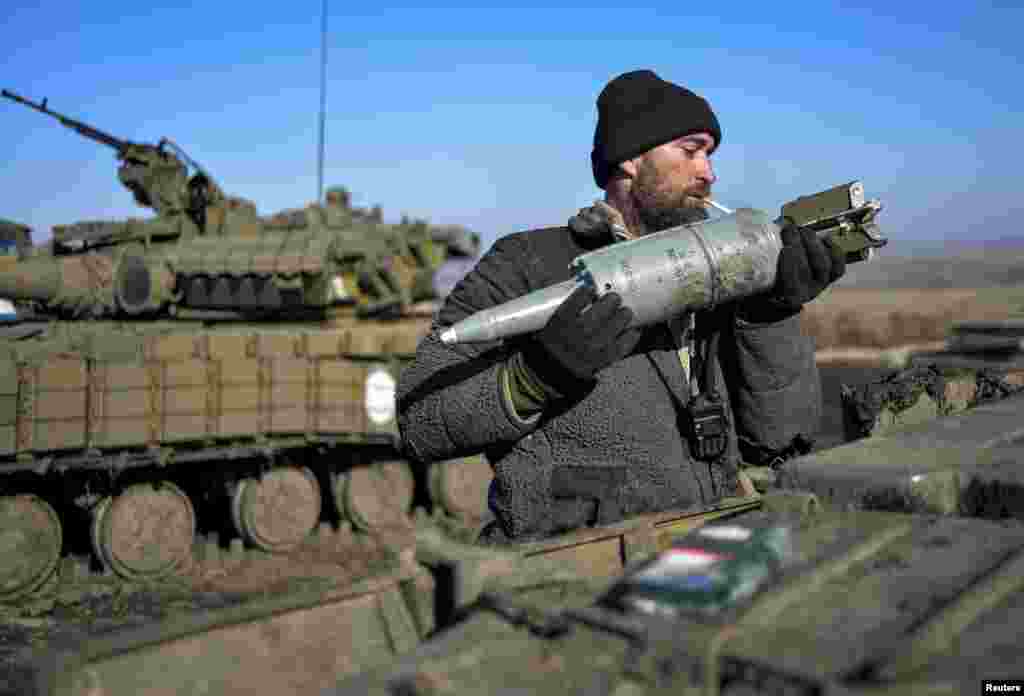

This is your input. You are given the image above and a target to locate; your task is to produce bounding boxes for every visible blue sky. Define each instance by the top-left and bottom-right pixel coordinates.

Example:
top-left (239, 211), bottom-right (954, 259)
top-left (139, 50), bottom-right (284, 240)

top-left (3, 1), bottom-right (1022, 257)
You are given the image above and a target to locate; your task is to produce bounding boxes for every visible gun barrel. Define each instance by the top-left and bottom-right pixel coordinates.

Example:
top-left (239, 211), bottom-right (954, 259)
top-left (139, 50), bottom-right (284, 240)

top-left (2, 89), bottom-right (128, 151)
top-left (0, 253), bottom-right (107, 308)
top-left (0, 89), bottom-right (48, 113)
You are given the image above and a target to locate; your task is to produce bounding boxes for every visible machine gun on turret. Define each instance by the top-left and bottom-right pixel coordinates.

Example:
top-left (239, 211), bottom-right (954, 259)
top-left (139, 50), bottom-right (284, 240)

top-left (2, 89), bottom-right (223, 222)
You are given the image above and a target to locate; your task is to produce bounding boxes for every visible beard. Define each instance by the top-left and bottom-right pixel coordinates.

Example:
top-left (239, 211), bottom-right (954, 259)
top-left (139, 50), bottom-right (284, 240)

top-left (630, 157), bottom-right (711, 233)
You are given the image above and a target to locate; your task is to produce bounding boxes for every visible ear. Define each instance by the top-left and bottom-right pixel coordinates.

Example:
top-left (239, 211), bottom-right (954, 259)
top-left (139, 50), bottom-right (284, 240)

top-left (618, 156), bottom-right (640, 180)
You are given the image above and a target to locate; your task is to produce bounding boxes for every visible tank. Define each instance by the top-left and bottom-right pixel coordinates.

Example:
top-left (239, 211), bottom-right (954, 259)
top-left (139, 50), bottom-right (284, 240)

top-left (0, 90), bottom-right (484, 610)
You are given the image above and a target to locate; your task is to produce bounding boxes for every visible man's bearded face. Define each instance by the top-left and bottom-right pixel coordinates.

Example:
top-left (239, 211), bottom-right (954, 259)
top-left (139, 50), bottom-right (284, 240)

top-left (630, 134), bottom-right (717, 233)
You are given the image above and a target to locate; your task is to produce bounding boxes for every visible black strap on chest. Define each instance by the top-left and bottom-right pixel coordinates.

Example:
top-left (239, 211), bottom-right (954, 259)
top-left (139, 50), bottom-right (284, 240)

top-left (686, 327), bottom-right (729, 463)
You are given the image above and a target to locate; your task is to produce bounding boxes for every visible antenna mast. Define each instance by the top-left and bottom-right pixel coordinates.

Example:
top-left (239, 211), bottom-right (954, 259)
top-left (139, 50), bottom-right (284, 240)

top-left (316, 0), bottom-right (328, 204)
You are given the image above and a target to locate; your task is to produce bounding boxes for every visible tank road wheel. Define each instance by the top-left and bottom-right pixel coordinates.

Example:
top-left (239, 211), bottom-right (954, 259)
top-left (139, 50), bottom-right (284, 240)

top-left (428, 455), bottom-right (494, 522)
top-left (230, 466), bottom-right (321, 552)
top-left (333, 460), bottom-right (415, 532)
top-left (91, 482), bottom-right (196, 581)
top-left (0, 495), bottom-right (62, 602)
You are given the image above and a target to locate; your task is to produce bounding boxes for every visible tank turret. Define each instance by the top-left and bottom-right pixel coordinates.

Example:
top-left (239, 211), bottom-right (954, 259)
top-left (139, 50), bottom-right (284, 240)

top-left (0, 220), bottom-right (470, 320)
top-left (1, 88), bottom-right (478, 321)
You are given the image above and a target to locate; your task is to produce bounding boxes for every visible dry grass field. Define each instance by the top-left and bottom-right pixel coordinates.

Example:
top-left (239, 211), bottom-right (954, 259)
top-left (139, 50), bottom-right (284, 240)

top-left (802, 285), bottom-right (1024, 361)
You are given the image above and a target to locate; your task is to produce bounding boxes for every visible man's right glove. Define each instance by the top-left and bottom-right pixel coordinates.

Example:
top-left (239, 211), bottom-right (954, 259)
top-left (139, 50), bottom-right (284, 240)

top-left (513, 283), bottom-right (642, 404)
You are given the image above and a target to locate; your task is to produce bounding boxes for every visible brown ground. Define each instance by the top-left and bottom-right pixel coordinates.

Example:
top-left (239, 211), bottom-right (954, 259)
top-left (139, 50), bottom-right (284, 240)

top-left (186, 524), bottom-right (413, 594)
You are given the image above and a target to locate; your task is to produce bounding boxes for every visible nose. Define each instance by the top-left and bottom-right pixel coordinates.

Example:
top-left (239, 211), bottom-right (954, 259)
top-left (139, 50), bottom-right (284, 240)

top-left (696, 154), bottom-right (716, 186)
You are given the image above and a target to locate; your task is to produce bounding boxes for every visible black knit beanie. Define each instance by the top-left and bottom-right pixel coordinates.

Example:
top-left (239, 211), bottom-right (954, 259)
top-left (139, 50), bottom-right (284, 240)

top-left (591, 70), bottom-right (722, 189)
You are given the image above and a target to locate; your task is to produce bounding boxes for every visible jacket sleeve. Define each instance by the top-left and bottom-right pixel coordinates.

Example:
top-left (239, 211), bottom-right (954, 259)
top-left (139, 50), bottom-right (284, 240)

top-left (723, 310), bottom-right (822, 462)
top-left (397, 232), bottom-right (544, 463)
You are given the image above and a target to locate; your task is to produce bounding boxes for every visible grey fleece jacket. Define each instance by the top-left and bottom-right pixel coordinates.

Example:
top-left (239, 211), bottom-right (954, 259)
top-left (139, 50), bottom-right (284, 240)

top-left (397, 225), bottom-right (822, 541)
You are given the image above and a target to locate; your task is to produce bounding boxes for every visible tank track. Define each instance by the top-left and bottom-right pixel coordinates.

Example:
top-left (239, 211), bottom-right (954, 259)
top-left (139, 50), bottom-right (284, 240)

top-left (0, 435), bottom-right (493, 608)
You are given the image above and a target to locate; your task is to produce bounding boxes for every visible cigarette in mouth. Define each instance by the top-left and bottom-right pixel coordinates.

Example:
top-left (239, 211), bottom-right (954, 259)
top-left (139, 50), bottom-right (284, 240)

top-left (702, 198), bottom-right (734, 215)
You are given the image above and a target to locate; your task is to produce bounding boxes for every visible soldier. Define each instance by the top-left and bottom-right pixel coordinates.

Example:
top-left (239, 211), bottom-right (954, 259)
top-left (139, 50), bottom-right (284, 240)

top-left (317, 185), bottom-right (352, 228)
top-left (0, 219), bottom-right (31, 259)
top-left (0, 219), bottom-right (30, 320)
top-left (324, 185), bottom-right (352, 210)
top-left (116, 145), bottom-right (191, 216)
top-left (398, 70), bottom-right (845, 542)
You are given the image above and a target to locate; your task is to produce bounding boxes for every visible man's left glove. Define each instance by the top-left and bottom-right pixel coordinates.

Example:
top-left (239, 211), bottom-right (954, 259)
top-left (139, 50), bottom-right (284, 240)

top-left (737, 218), bottom-right (846, 322)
